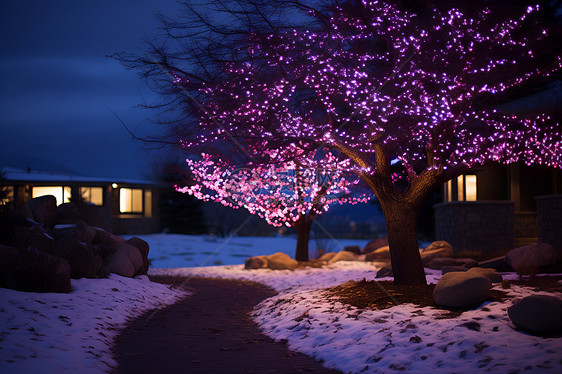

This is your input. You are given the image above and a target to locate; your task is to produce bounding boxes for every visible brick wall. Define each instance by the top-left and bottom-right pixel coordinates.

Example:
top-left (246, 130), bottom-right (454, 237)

top-left (434, 201), bottom-right (514, 254)
top-left (536, 195), bottom-right (562, 252)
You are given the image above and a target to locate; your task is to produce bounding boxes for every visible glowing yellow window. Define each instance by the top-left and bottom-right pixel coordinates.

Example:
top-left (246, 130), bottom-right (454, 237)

top-left (32, 186), bottom-right (71, 205)
top-left (80, 187), bottom-right (104, 206)
top-left (465, 175), bottom-right (477, 201)
top-left (120, 188), bottom-right (143, 213)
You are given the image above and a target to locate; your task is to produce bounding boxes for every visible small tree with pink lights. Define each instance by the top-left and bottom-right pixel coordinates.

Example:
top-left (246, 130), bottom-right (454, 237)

top-left (116, 0), bottom-right (562, 284)
top-left (177, 149), bottom-right (369, 261)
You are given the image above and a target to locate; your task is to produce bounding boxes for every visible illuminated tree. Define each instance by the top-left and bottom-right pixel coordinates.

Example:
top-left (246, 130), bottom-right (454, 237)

top-left (177, 148), bottom-right (369, 261)
top-left (116, 0), bottom-right (562, 284)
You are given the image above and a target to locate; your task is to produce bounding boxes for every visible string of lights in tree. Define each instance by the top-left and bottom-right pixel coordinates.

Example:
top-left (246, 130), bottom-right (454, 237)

top-left (174, 1), bottom-right (561, 182)
top-left (176, 149), bottom-right (370, 227)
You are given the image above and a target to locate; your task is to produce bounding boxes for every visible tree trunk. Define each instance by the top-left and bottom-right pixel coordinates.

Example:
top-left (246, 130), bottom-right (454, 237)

top-left (294, 214), bottom-right (312, 262)
top-left (381, 201), bottom-right (427, 285)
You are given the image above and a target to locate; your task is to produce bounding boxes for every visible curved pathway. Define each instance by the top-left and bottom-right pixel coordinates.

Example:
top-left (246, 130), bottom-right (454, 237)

top-left (111, 276), bottom-right (342, 374)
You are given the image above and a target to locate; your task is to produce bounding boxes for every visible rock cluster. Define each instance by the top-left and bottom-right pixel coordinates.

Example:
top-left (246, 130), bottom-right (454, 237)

top-left (0, 195), bottom-right (150, 293)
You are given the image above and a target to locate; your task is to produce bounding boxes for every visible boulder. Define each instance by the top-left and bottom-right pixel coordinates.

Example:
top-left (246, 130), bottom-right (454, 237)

top-left (265, 252), bottom-right (298, 270)
top-left (434, 271), bottom-right (492, 308)
top-left (508, 295), bottom-right (562, 334)
top-left (365, 246), bottom-right (390, 261)
top-left (14, 224), bottom-right (55, 254)
top-left (54, 235), bottom-right (97, 279)
top-left (441, 266), bottom-right (469, 275)
top-left (245, 255), bottom-right (268, 269)
top-left (24, 195), bottom-right (57, 223)
top-left (467, 267), bottom-right (502, 283)
top-left (375, 266), bottom-right (393, 278)
top-left (343, 245), bottom-right (361, 255)
top-left (104, 242), bottom-right (144, 277)
top-left (421, 241), bottom-right (454, 265)
top-left (0, 245), bottom-right (71, 293)
top-left (44, 203), bottom-right (84, 227)
top-left (53, 221), bottom-right (96, 247)
top-left (92, 227), bottom-right (125, 247)
top-left (506, 243), bottom-right (557, 274)
top-left (363, 238), bottom-right (388, 254)
top-left (426, 257), bottom-right (478, 270)
top-left (93, 255), bottom-right (110, 278)
top-left (328, 250), bottom-right (358, 264)
top-left (318, 252), bottom-right (337, 262)
top-left (126, 237), bottom-right (150, 275)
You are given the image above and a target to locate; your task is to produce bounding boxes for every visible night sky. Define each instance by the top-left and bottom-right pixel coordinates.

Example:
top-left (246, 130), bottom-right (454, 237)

top-left (0, 0), bottom-right (183, 180)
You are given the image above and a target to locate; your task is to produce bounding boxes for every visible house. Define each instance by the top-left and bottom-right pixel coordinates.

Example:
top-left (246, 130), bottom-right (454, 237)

top-left (434, 162), bottom-right (562, 255)
top-left (1, 167), bottom-right (160, 234)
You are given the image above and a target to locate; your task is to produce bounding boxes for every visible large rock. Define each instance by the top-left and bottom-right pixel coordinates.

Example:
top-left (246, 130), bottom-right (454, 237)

top-left (0, 245), bottom-right (71, 293)
top-left (421, 241), bottom-right (454, 265)
top-left (54, 235), bottom-right (97, 279)
top-left (244, 252), bottom-right (298, 270)
top-left (245, 255), bottom-right (268, 269)
top-left (318, 252), bottom-right (337, 262)
top-left (434, 271), bottom-right (492, 308)
top-left (467, 267), bottom-right (502, 283)
top-left (92, 227), bottom-right (124, 257)
top-left (363, 238), bottom-right (389, 254)
top-left (14, 224), bottom-right (56, 254)
top-left (126, 237), bottom-right (150, 275)
top-left (53, 221), bottom-right (96, 247)
top-left (365, 246), bottom-right (390, 261)
top-left (508, 295), bottom-right (562, 334)
top-left (266, 252), bottom-right (298, 270)
top-left (104, 242), bottom-right (144, 277)
top-left (506, 243), bottom-right (557, 274)
top-left (44, 203), bottom-right (84, 227)
top-left (375, 266), bottom-right (393, 278)
top-left (343, 245), bottom-right (361, 255)
top-left (24, 195), bottom-right (57, 223)
top-left (426, 257), bottom-right (478, 270)
top-left (93, 227), bottom-right (125, 248)
top-left (328, 250), bottom-right (358, 264)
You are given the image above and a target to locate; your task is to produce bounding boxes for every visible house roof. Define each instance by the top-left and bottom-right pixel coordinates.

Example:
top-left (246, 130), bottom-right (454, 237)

top-left (1, 167), bottom-right (159, 186)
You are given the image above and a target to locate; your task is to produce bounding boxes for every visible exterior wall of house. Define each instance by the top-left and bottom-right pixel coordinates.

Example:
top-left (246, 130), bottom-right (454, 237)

top-left (434, 201), bottom-right (514, 254)
top-left (536, 195), bottom-right (562, 252)
top-left (3, 180), bottom-right (160, 235)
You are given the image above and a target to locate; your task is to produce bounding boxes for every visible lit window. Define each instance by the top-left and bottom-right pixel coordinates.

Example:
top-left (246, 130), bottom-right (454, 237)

top-left (447, 175), bottom-right (477, 202)
top-left (32, 186), bottom-right (71, 205)
top-left (445, 180), bottom-right (453, 202)
top-left (457, 175), bottom-right (464, 201)
top-left (144, 189), bottom-right (152, 217)
top-left (80, 187), bottom-right (104, 206)
top-left (465, 175), bottom-right (477, 201)
top-left (120, 188), bottom-right (143, 213)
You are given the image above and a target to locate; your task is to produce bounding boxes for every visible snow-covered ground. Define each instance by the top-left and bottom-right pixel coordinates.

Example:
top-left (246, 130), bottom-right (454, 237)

top-left (2, 233), bottom-right (562, 373)
top-left (0, 274), bottom-right (186, 374)
top-left (153, 263), bottom-right (562, 373)
top-left (126, 232), bottom-right (371, 268)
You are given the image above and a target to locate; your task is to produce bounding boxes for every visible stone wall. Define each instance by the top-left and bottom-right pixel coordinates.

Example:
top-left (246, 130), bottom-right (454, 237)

top-left (434, 201), bottom-right (514, 254)
top-left (536, 195), bottom-right (562, 252)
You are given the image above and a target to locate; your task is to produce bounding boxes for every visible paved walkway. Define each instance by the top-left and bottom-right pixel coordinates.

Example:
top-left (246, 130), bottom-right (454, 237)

top-left (111, 276), bottom-right (342, 374)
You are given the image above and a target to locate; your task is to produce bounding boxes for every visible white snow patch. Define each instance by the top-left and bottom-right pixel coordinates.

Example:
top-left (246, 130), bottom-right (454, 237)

top-left (0, 275), bottom-right (186, 374)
